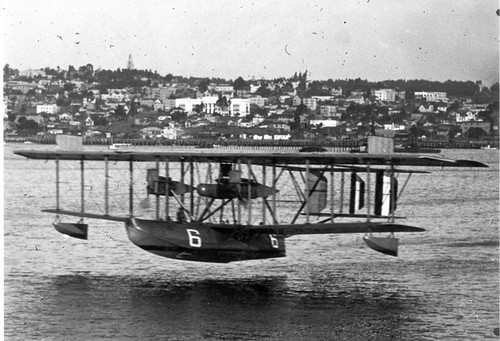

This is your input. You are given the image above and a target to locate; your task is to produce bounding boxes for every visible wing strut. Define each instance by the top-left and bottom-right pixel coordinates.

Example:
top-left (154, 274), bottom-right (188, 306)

top-left (366, 161), bottom-right (371, 223)
top-left (165, 157), bottom-right (170, 221)
top-left (329, 163), bottom-right (334, 222)
top-left (397, 172), bottom-right (412, 203)
top-left (262, 164), bottom-right (267, 224)
top-left (247, 160), bottom-right (252, 225)
top-left (305, 159), bottom-right (310, 224)
top-left (390, 163), bottom-right (396, 223)
top-left (155, 157), bottom-right (160, 220)
top-left (272, 163), bottom-right (277, 224)
top-left (56, 157), bottom-right (60, 210)
top-left (237, 159), bottom-right (241, 223)
top-left (105, 156), bottom-right (109, 215)
top-left (80, 158), bottom-right (85, 214)
top-left (129, 159), bottom-right (133, 217)
top-left (190, 161), bottom-right (194, 218)
top-left (198, 198), bottom-right (216, 222)
top-left (340, 172), bottom-right (345, 214)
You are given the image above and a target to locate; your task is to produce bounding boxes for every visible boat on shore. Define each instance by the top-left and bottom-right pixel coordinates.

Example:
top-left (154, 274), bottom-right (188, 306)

top-left (394, 146), bottom-right (441, 154)
top-left (108, 143), bottom-right (132, 150)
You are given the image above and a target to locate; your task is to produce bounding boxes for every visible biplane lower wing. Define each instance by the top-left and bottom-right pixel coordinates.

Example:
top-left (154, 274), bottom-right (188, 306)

top-left (211, 222), bottom-right (424, 236)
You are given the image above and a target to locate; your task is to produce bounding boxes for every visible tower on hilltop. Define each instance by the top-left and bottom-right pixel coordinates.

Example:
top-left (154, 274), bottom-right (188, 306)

top-left (127, 54), bottom-right (134, 70)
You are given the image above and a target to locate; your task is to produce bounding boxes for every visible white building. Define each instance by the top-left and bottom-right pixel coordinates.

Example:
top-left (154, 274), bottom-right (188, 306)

top-left (374, 89), bottom-right (397, 102)
top-left (174, 96), bottom-right (220, 114)
top-left (212, 84), bottom-right (234, 92)
top-left (311, 96), bottom-right (333, 102)
top-left (310, 119), bottom-right (339, 128)
top-left (19, 68), bottom-right (46, 78)
top-left (229, 98), bottom-right (250, 117)
top-left (248, 96), bottom-right (268, 108)
top-left (415, 91), bottom-right (448, 102)
top-left (175, 98), bottom-right (200, 113)
top-left (36, 104), bottom-right (59, 114)
top-left (200, 96), bottom-right (219, 114)
top-left (383, 123), bottom-right (406, 131)
top-left (320, 105), bottom-right (337, 115)
top-left (303, 98), bottom-right (317, 111)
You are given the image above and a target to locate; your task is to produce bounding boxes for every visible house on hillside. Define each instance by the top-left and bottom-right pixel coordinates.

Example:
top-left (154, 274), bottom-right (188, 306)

top-left (455, 110), bottom-right (479, 123)
top-left (460, 121), bottom-right (491, 136)
top-left (161, 126), bottom-right (177, 139)
top-left (418, 104), bottom-right (435, 113)
top-left (435, 103), bottom-right (448, 113)
top-left (84, 116), bottom-right (94, 126)
top-left (153, 99), bottom-right (163, 111)
top-left (140, 126), bottom-right (162, 139)
top-left (346, 95), bottom-right (365, 104)
top-left (383, 123), bottom-right (406, 131)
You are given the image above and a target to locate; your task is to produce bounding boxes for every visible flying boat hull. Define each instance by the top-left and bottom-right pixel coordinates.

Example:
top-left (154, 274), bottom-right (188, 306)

top-left (125, 218), bottom-right (286, 263)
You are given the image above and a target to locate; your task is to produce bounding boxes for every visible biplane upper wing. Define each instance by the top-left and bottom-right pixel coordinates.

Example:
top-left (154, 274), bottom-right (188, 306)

top-left (14, 150), bottom-right (488, 168)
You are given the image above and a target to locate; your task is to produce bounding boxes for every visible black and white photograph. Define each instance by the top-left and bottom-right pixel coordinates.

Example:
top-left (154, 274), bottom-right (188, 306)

top-left (3, 1), bottom-right (499, 339)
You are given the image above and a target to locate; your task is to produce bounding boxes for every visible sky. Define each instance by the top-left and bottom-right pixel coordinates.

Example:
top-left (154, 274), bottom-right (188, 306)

top-left (2, 0), bottom-right (499, 86)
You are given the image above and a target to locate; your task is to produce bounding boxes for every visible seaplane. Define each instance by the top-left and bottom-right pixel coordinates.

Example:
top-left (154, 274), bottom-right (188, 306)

top-left (14, 136), bottom-right (488, 263)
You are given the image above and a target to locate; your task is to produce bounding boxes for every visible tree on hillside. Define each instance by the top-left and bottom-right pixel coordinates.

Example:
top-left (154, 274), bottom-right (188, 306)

top-left (113, 105), bottom-right (127, 120)
top-left (78, 63), bottom-right (94, 81)
top-left (4, 64), bottom-right (12, 79)
top-left (64, 83), bottom-right (76, 92)
top-left (18, 117), bottom-right (40, 132)
top-left (198, 79), bottom-right (210, 93)
top-left (216, 94), bottom-right (229, 108)
top-left (233, 76), bottom-right (248, 91)
top-left (255, 84), bottom-right (273, 97)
